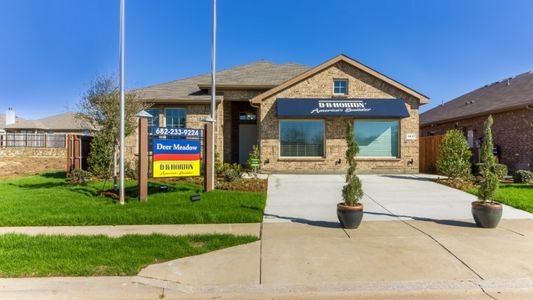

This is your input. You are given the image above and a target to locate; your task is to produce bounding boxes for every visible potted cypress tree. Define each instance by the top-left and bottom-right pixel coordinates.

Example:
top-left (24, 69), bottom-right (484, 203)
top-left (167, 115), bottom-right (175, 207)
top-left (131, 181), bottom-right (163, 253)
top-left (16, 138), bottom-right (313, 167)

top-left (472, 115), bottom-right (503, 228)
top-left (337, 122), bottom-right (364, 229)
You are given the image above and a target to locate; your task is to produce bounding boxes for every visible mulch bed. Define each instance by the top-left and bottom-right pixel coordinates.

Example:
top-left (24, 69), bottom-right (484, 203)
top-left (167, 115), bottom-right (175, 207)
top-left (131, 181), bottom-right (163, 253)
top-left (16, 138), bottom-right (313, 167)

top-left (147, 176), bottom-right (267, 193)
top-left (101, 190), bottom-right (119, 199)
top-left (217, 178), bottom-right (268, 193)
top-left (435, 178), bottom-right (475, 190)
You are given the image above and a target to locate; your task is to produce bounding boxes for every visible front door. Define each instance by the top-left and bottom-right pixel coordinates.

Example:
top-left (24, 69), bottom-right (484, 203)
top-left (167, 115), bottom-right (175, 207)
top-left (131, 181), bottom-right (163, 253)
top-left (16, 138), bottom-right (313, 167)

top-left (238, 124), bottom-right (257, 165)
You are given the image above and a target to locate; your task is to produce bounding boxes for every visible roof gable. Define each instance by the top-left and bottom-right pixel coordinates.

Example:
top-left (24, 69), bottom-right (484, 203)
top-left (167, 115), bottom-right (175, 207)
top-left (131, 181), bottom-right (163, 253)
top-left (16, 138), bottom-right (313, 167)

top-left (250, 54), bottom-right (429, 104)
top-left (420, 71), bottom-right (533, 125)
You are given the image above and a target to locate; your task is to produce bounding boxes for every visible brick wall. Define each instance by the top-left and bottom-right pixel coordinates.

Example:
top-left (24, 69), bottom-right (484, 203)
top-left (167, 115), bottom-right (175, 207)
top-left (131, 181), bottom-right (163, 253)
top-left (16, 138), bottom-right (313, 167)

top-left (0, 147), bottom-right (67, 178)
top-left (258, 61), bottom-right (421, 173)
top-left (420, 108), bottom-right (533, 172)
top-left (0, 147), bottom-right (66, 157)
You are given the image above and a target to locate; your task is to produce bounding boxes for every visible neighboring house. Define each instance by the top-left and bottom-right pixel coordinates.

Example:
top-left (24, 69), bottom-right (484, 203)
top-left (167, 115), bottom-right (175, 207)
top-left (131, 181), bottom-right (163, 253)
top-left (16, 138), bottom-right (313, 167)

top-left (0, 109), bottom-right (24, 146)
top-left (2, 111), bottom-right (94, 148)
top-left (4, 111), bottom-right (93, 134)
top-left (136, 54), bottom-right (429, 173)
top-left (420, 72), bottom-right (533, 172)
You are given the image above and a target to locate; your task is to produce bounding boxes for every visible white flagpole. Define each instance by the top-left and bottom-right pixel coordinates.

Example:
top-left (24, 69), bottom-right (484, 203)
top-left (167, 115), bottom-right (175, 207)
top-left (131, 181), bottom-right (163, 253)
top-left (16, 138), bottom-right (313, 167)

top-left (119, 0), bottom-right (126, 205)
top-left (210, 0), bottom-right (217, 188)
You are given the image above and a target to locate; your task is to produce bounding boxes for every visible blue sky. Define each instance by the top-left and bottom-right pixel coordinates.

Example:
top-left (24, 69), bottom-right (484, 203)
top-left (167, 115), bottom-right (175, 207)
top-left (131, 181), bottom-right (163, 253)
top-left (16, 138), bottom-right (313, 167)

top-left (1, 0), bottom-right (533, 119)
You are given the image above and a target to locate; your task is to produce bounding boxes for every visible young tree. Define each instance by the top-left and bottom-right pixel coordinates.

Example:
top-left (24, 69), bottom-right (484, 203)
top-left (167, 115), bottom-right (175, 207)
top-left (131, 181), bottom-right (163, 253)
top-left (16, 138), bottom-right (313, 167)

top-left (437, 129), bottom-right (472, 179)
top-left (478, 115), bottom-right (499, 202)
top-left (342, 122), bottom-right (363, 206)
top-left (77, 76), bottom-right (145, 179)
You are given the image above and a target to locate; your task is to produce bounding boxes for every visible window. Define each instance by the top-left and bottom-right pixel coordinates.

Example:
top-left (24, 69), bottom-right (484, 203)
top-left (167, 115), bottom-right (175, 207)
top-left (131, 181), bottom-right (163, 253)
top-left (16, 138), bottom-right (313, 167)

top-left (354, 120), bottom-right (399, 157)
top-left (239, 112), bottom-right (257, 121)
top-left (280, 120), bottom-right (324, 157)
top-left (333, 79), bottom-right (348, 95)
top-left (165, 108), bottom-right (186, 128)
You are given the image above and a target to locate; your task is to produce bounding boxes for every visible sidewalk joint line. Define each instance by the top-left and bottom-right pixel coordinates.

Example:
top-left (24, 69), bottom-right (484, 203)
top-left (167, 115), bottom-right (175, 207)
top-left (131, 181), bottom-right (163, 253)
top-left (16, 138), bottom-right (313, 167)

top-left (342, 228), bottom-right (350, 238)
top-left (499, 226), bottom-right (525, 236)
top-left (471, 280), bottom-right (499, 300)
top-left (364, 192), bottom-right (485, 281)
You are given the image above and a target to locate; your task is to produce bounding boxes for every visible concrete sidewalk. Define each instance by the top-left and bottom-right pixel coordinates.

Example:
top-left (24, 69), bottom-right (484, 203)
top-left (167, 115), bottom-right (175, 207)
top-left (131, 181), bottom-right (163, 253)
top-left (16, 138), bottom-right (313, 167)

top-left (3, 220), bottom-right (533, 299)
top-left (2, 276), bottom-right (533, 299)
top-left (0, 223), bottom-right (260, 237)
top-left (125, 219), bottom-right (533, 299)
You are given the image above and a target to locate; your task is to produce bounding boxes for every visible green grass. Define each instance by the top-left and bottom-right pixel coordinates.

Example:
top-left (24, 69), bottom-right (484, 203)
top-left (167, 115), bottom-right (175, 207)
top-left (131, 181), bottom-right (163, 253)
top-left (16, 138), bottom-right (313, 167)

top-left (0, 172), bottom-right (266, 226)
top-left (466, 183), bottom-right (533, 213)
top-left (0, 233), bottom-right (257, 277)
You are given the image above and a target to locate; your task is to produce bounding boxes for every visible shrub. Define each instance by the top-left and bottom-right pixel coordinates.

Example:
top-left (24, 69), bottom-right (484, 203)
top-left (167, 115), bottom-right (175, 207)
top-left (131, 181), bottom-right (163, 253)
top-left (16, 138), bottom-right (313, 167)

top-left (513, 170), bottom-right (533, 183)
top-left (342, 122), bottom-right (363, 206)
top-left (222, 163), bottom-right (243, 182)
top-left (437, 130), bottom-right (472, 179)
top-left (493, 164), bottom-right (508, 179)
top-left (67, 169), bottom-right (92, 184)
top-left (125, 159), bottom-right (138, 180)
top-left (87, 132), bottom-right (114, 179)
top-left (215, 152), bottom-right (224, 176)
top-left (478, 116), bottom-right (499, 202)
top-left (473, 163), bottom-right (508, 179)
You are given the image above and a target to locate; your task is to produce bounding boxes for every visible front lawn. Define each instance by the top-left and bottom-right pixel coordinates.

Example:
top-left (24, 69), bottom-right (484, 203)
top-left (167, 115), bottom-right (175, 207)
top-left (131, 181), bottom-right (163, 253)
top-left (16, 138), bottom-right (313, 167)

top-left (0, 233), bottom-right (256, 277)
top-left (0, 172), bottom-right (266, 226)
top-left (466, 183), bottom-right (533, 213)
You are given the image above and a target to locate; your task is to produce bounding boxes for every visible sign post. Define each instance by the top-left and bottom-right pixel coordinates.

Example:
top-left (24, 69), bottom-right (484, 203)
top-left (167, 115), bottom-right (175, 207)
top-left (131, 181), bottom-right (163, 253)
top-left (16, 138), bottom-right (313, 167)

top-left (136, 110), bottom-right (152, 202)
top-left (204, 123), bottom-right (214, 192)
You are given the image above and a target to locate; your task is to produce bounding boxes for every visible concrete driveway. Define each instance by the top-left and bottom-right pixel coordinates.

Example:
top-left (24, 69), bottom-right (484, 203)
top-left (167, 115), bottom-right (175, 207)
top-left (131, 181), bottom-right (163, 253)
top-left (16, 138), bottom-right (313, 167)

top-left (264, 174), bottom-right (533, 224)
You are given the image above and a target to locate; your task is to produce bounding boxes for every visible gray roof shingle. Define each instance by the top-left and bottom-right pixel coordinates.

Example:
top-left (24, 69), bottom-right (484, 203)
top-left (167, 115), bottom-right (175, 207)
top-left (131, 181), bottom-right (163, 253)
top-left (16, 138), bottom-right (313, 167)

top-left (5, 112), bottom-right (94, 131)
top-left (135, 61), bottom-right (310, 100)
top-left (421, 71), bottom-right (533, 125)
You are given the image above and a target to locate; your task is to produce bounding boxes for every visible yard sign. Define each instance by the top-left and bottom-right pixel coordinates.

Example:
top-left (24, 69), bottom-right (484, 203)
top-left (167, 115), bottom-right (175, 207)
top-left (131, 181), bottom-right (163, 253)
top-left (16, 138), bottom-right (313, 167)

top-left (152, 136), bottom-right (201, 178)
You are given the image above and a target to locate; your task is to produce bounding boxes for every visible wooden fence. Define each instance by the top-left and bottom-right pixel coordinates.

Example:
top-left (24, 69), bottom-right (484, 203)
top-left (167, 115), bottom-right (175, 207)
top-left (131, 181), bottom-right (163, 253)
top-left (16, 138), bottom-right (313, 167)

top-left (66, 134), bottom-right (92, 175)
top-left (0, 133), bottom-right (66, 148)
top-left (419, 135), bottom-right (444, 174)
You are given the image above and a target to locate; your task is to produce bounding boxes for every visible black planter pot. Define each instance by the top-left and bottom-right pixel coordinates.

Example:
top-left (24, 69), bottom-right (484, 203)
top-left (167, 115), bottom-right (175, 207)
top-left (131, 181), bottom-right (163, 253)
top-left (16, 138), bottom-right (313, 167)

top-left (471, 201), bottom-right (503, 228)
top-left (337, 203), bottom-right (363, 229)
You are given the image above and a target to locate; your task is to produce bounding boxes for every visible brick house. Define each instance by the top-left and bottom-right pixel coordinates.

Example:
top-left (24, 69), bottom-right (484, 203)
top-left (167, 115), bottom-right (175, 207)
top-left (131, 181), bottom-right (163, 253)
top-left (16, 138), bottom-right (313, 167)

top-left (1, 111), bottom-right (93, 148)
top-left (420, 72), bottom-right (533, 172)
top-left (136, 54), bottom-right (429, 173)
